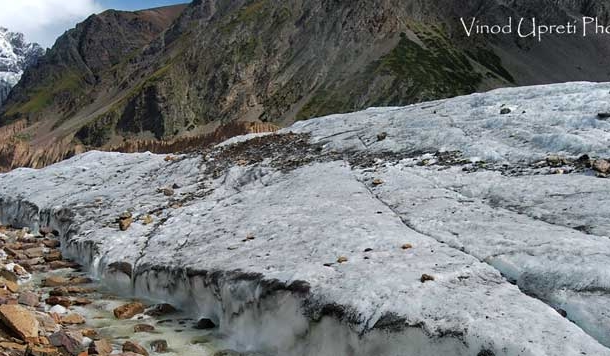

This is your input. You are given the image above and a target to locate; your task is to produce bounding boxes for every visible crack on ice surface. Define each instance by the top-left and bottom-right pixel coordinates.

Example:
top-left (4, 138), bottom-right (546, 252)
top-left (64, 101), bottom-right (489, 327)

top-left (2, 83), bottom-right (610, 355)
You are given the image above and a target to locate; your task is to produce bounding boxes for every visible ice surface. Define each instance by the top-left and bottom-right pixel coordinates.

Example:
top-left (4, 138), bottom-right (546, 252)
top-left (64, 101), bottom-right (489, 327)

top-left (1, 83), bottom-right (610, 355)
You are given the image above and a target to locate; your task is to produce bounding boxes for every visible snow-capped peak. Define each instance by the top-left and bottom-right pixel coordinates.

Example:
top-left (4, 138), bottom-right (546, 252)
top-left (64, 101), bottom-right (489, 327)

top-left (0, 27), bottom-right (44, 107)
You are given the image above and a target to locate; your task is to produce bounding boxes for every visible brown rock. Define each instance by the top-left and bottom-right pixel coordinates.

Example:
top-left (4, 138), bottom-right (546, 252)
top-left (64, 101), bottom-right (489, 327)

top-left (119, 218), bottom-right (133, 231)
top-left (1, 279), bottom-right (19, 293)
top-left (160, 188), bottom-right (174, 196)
top-left (122, 341), bottom-right (149, 356)
top-left (140, 215), bottom-right (153, 225)
top-left (45, 296), bottom-right (71, 308)
top-left (0, 269), bottom-right (18, 283)
top-left (113, 302), bottom-right (145, 320)
top-left (420, 274), bottom-right (435, 283)
top-left (593, 159), bottom-right (610, 174)
top-left (133, 324), bottom-right (155, 333)
top-left (44, 251), bottom-right (62, 263)
top-left (61, 313), bottom-right (86, 325)
top-left (71, 298), bottom-right (92, 306)
top-left (336, 256), bottom-right (348, 263)
top-left (0, 341), bottom-right (27, 351)
top-left (42, 240), bottom-right (60, 249)
top-left (150, 340), bottom-right (168, 353)
top-left (43, 276), bottom-right (69, 287)
top-left (17, 291), bottom-right (39, 307)
top-left (13, 264), bottom-right (28, 276)
top-left (0, 304), bottom-right (39, 341)
top-left (34, 312), bottom-right (59, 333)
top-left (24, 248), bottom-right (43, 259)
top-left (69, 277), bottom-right (93, 285)
top-left (26, 345), bottom-right (61, 356)
top-left (372, 178), bottom-right (384, 186)
top-left (80, 329), bottom-right (98, 339)
top-left (49, 330), bottom-right (84, 355)
top-left (88, 339), bottom-right (112, 356)
top-left (39, 227), bottom-right (55, 236)
top-left (401, 243), bottom-right (413, 250)
top-left (49, 261), bottom-right (80, 270)
top-left (144, 303), bottom-right (177, 317)
top-left (66, 286), bottom-right (95, 294)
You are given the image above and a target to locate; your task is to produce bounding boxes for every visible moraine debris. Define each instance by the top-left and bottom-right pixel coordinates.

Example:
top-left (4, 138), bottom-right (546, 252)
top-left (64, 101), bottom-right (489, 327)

top-left (420, 274), bottom-right (435, 283)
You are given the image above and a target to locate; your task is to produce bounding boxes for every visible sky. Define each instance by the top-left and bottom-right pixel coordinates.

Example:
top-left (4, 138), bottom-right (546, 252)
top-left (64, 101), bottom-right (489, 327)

top-left (0, 0), bottom-right (186, 48)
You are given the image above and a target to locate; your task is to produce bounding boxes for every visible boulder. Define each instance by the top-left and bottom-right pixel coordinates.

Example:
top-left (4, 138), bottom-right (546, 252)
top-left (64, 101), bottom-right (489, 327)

top-left (0, 304), bottom-right (39, 341)
top-left (43, 276), bottom-right (69, 287)
top-left (24, 248), bottom-right (43, 259)
top-left (194, 318), bottom-right (216, 330)
top-left (150, 340), bottom-right (168, 353)
top-left (34, 312), bottom-right (59, 333)
top-left (0, 270), bottom-right (18, 283)
top-left (133, 324), bottom-right (155, 333)
top-left (122, 341), bottom-right (148, 356)
top-left (18, 291), bottom-right (39, 307)
top-left (61, 313), bottom-right (86, 325)
top-left (113, 302), bottom-right (144, 320)
top-left (44, 251), bottom-right (62, 263)
top-left (49, 330), bottom-right (84, 355)
top-left (45, 296), bottom-right (71, 307)
top-left (88, 339), bottom-right (112, 356)
top-left (144, 303), bottom-right (176, 317)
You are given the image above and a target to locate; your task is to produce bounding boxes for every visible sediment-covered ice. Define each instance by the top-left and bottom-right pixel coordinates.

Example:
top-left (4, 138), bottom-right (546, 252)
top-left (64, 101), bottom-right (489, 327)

top-left (1, 82), bottom-right (610, 355)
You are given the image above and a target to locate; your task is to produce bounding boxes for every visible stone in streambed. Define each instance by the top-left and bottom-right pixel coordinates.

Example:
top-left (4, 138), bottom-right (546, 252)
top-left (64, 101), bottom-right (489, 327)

top-left (69, 276), bottom-right (93, 285)
top-left (34, 312), bottom-right (59, 333)
top-left (43, 276), bottom-right (69, 287)
top-left (49, 260), bottom-right (80, 270)
top-left (113, 302), bottom-right (145, 320)
top-left (44, 250), bottom-right (62, 262)
top-left (45, 296), bottom-right (71, 308)
top-left (18, 291), bottom-right (39, 307)
top-left (150, 339), bottom-right (168, 353)
top-left (122, 340), bottom-right (148, 356)
top-left (42, 239), bottom-right (60, 248)
top-left (1, 278), bottom-right (19, 293)
top-left (49, 330), bottom-right (84, 355)
top-left (60, 313), bottom-right (85, 325)
top-left (0, 304), bottom-right (39, 341)
top-left (144, 303), bottom-right (177, 317)
top-left (133, 324), bottom-right (155, 333)
top-left (71, 297), bottom-right (92, 306)
top-left (194, 318), bottom-right (216, 329)
top-left (88, 338), bottom-right (112, 356)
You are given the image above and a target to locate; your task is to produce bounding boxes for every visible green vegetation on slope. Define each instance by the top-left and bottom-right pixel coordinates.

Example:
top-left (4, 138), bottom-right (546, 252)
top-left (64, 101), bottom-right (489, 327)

top-left (5, 70), bottom-right (86, 118)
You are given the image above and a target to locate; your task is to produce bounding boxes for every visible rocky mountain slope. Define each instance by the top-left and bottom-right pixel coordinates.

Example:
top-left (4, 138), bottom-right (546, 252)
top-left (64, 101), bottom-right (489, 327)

top-left (2, 0), bottom-right (610, 171)
top-left (0, 28), bottom-right (44, 108)
top-left (1, 82), bottom-right (610, 355)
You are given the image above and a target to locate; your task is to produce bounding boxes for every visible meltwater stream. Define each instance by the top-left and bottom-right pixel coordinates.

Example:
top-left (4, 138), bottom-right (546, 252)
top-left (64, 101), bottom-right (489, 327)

top-left (15, 229), bottom-right (241, 356)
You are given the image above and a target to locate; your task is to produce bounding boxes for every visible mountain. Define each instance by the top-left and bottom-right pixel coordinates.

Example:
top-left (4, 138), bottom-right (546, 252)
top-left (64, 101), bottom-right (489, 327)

top-left (2, 0), bottom-right (610, 171)
top-left (0, 28), bottom-right (44, 108)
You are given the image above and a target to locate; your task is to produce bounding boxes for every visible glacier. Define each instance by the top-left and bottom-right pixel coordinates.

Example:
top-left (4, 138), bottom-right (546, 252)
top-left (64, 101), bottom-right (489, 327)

top-left (1, 82), bottom-right (610, 355)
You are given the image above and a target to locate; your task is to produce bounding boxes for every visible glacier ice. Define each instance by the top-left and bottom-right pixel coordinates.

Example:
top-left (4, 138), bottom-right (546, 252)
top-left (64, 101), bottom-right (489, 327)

top-left (1, 82), bottom-right (610, 355)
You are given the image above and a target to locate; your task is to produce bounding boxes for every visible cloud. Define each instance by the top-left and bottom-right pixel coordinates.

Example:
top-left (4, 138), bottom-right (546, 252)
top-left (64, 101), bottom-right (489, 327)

top-left (0, 0), bottom-right (104, 48)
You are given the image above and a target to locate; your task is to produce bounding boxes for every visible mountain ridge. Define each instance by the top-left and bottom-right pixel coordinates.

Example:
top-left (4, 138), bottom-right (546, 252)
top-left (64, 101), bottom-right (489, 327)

top-left (0, 28), bottom-right (44, 108)
top-left (2, 0), bottom-right (610, 171)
